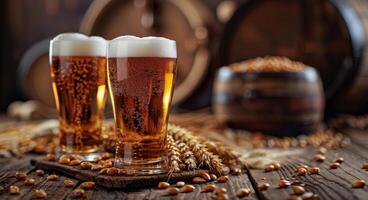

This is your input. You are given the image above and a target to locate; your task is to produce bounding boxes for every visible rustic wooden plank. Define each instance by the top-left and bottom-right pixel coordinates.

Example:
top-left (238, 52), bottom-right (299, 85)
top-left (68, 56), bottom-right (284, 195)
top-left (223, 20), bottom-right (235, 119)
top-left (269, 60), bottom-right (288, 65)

top-left (248, 141), bottom-right (368, 200)
top-left (31, 158), bottom-right (258, 199)
top-left (31, 158), bottom-right (223, 189)
top-left (1, 169), bottom-right (79, 200)
top-left (0, 156), bottom-right (36, 193)
top-left (2, 115), bottom-right (368, 199)
top-left (65, 173), bottom-right (257, 200)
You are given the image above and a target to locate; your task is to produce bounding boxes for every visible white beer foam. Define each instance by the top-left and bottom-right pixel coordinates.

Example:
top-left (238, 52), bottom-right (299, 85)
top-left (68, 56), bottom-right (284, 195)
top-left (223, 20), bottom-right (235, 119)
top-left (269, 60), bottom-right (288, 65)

top-left (50, 33), bottom-right (107, 57)
top-left (108, 36), bottom-right (177, 58)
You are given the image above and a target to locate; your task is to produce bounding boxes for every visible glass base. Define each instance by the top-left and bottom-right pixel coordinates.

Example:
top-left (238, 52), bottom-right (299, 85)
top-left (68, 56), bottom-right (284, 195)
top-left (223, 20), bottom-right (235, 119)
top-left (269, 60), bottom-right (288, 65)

top-left (115, 158), bottom-right (168, 175)
top-left (60, 145), bottom-right (101, 161)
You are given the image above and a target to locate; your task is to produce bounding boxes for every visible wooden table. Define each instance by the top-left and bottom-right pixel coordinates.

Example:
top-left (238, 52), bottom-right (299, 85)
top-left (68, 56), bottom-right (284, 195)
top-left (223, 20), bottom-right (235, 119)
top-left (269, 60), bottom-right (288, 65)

top-left (0, 114), bottom-right (367, 200)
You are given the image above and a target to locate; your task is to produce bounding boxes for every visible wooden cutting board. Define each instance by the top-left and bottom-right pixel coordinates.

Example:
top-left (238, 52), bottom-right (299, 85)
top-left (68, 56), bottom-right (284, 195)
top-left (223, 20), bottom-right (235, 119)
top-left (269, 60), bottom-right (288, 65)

top-left (31, 157), bottom-right (211, 189)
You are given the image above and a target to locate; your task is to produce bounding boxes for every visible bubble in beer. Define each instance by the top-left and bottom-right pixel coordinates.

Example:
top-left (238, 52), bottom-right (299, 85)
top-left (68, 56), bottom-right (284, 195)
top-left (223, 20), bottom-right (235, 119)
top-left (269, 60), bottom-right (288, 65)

top-left (107, 36), bottom-right (177, 172)
top-left (50, 33), bottom-right (108, 154)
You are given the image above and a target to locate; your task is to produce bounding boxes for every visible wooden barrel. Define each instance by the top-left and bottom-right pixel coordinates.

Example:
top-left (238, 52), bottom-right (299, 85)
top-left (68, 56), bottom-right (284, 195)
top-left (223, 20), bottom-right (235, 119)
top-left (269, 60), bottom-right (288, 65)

top-left (219, 0), bottom-right (368, 115)
top-left (213, 67), bottom-right (325, 135)
top-left (17, 39), bottom-right (55, 108)
top-left (80, 0), bottom-right (221, 109)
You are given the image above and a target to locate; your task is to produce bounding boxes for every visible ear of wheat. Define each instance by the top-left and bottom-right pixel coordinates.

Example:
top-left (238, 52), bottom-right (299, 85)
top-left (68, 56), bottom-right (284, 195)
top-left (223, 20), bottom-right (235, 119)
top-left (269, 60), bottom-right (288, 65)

top-left (166, 134), bottom-right (181, 173)
top-left (202, 140), bottom-right (247, 168)
top-left (176, 141), bottom-right (198, 170)
top-left (168, 124), bottom-right (224, 174)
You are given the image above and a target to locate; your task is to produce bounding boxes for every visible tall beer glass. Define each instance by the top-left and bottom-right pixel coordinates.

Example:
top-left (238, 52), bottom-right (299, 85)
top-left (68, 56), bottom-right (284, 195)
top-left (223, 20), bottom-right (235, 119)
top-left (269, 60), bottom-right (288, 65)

top-left (107, 36), bottom-right (177, 174)
top-left (49, 33), bottom-right (107, 159)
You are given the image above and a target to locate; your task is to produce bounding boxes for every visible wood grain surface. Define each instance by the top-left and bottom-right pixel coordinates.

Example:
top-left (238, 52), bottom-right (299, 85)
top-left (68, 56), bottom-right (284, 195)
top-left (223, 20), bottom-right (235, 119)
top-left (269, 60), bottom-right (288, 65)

top-left (248, 131), bottom-right (368, 200)
top-left (0, 158), bottom-right (257, 200)
top-left (0, 117), bottom-right (367, 199)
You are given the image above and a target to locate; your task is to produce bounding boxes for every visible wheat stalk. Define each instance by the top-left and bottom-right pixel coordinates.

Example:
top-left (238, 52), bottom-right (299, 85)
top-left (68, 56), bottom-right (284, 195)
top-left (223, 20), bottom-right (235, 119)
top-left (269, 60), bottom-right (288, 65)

top-left (176, 141), bottom-right (197, 170)
top-left (166, 134), bottom-right (181, 173)
top-left (168, 124), bottom-right (224, 174)
top-left (203, 140), bottom-right (247, 168)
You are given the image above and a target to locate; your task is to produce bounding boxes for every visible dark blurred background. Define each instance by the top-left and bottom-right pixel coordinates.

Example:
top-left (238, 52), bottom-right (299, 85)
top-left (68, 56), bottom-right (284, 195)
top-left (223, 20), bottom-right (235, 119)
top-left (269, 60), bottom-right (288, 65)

top-left (1, 0), bottom-right (368, 117)
top-left (0, 0), bottom-right (93, 111)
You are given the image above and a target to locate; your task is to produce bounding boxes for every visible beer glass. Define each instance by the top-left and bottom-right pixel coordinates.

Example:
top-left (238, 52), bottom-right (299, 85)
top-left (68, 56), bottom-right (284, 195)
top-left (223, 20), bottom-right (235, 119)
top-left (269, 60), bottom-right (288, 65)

top-left (107, 36), bottom-right (177, 174)
top-left (49, 33), bottom-right (107, 159)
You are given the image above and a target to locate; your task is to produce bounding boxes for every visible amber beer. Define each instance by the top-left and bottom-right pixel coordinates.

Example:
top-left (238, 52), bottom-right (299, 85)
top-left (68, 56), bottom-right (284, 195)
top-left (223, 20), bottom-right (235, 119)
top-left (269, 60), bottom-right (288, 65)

top-left (107, 36), bottom-right (177, 174)
top-left (49, 33), bottom-right (107, 158)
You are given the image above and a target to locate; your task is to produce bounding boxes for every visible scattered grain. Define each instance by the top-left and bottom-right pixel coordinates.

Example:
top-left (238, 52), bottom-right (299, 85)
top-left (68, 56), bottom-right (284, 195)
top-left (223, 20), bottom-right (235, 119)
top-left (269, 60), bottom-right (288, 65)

top-left (265, 164), bottom-right (275, 172)
top-left (236, 188), bottom-right (251, 197)
top-left (313, 154), bottom-right (325, 162)
top-left (158, 182), bottom-right (170, 189)
top-left (215, 193), bottom-right (229, 200)
top-left (80, 161), bottom-right (92, 170)
top-left (334, 157), bottom-right (344, 164)
top-left (330, 162), bottom-right (340, 169)
top-left (309, 167), bottom-right (320, 174)
top-left (218, 187), bottom-right (227, 193)
top-left (193, 177), bottom-right (207, 184)
top-left (232, 167), bottom-right (242, 175)
top-left (362, 162), bottom-right (368, 170)
top-left (15, 171), bottom-right (27, 180)
top-left (297, 164), bottom-right (309, 170)
top-left (297, 167), bottom-right (308, 176)
top-left (9, 185), bottom-right (20, 195)
top-left (34, 189), bottom-right (47, 199)
top-left (278, 179), bottom-right (291, 188)
top-left (46, 153), bottom-right (56, 161)
top-left (167, 187), bottom-right (180, 195)
top-left (81, 181), bottom-right (95, 189)
top-left (203, 184), bottom-right (217, 192)
top-left (301, 192), bottom-right (317, 200)
top-left (47, 174), bottom-right (59, 181)
top-left (36, 169), bottom-right (44, 176)
top-left (258, 183), bottom-right (270, 191)
top-left (73, 188), bottom-right (85, 197)
top-left (182, 185), bottom-right (195, 193)
top-left (352, 179), bottom-right (365, 188)
top-left (292, 186), bottom-right (305, 195)
top-left (210, 174), bottom-right (217, 181)
top-left (58, 155), bottom-right (70, 165)
top-left (69, 159), bottom-right (81, 166)
top-left (176, 181), bottom-right (185, 187)
top-left (272, 162), bottom-right (281, 170)
top-left (318, 147), bottom-right (327, 154)
top-left (24, 178), bottom-right (35, 186)
top-left (217, 176), bottom-right (229, 183)
top-left (199, 171), bottom-right (211, 181)
top-left (64, 179), bottom-right (75, 187)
